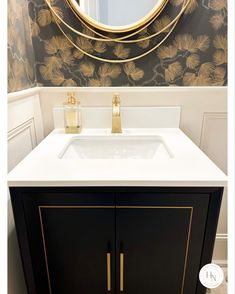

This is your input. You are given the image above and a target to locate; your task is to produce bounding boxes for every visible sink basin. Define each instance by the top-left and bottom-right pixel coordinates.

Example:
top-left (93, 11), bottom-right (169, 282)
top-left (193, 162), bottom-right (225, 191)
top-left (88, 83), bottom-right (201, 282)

top-left (59, 136), bottom-right (173, 159)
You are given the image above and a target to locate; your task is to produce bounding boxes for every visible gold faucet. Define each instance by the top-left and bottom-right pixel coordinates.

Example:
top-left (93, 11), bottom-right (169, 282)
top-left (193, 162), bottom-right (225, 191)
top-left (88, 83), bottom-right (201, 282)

top-left (112, 93), bottom-right (122, 133)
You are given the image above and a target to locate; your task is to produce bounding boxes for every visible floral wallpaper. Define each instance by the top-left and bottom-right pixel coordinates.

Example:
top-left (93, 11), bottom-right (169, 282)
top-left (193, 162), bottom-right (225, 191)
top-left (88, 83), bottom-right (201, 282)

top-left (9, 0), bottom-right (227, 90)
top-left (8, 0), bottom-right (37, 92)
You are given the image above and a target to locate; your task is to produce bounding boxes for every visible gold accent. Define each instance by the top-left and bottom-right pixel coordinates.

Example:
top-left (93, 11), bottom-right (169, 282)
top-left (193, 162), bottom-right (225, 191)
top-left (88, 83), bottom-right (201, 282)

top-left (116, 206), bottom-right (193, 294)
top-left (38, 205), bottom-right (115, 294)
top-left (64, 92), bottom-right (81, 134)
top-left (180, 207), bottom-right (193, 294)
top-left (46, 0), bottom-right (191, 43)
top-left (53, 14), bottom-right (178, 63)
top-left (120, 253), bottom-right (124, 292)
top-left (38, 207), bottom-right (52, 294)
top-left (39, 205), bottom-right (193, 294)
top-left (107, 253), bottom-right (111, 291)
top-left (67, 0), bottom-right (168, 33)
top-left (67, 92), bottom-right (77, 104)
top-left (66, 0), bottom-right (168, 42)
top-left (112, 94), bottom-right (122, 133)
top-left (45, 0), bottom-right (192, 63)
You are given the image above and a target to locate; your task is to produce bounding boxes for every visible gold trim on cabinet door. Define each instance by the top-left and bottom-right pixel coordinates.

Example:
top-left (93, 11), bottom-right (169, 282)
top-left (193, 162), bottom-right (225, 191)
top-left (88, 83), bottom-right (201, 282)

top-left (120, 252), bottom-right (124, 292)
top-left (38, 205), bottom-right (193, 294)
top-left (107, 252), bottom-right (111, 291)
top-left (116, 206), bottom-right (194, 294)
top-left (38, 206), bottom-right (115, 294)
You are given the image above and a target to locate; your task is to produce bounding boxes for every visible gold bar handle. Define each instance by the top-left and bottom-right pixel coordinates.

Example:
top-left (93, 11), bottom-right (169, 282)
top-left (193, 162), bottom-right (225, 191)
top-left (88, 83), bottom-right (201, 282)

top-left (107, 253), bottom-right (111, 291)
top-left (120, 253), bottom-right (124, 292)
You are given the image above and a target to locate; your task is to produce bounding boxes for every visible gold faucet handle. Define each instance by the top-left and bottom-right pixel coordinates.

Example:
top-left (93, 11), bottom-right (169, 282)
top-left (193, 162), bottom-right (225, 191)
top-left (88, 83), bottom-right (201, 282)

top-left (112, 93), bottom-right (120, 105)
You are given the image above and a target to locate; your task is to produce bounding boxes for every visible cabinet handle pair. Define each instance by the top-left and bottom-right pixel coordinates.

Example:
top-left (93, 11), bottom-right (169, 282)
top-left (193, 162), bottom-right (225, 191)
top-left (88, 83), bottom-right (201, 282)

top-left (106, 252), bottom-right (125, 292)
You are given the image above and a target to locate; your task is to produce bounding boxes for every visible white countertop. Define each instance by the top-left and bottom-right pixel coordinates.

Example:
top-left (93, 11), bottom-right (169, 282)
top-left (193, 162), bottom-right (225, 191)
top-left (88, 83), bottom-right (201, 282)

top-left (8, 128), bottom-right (227, 187)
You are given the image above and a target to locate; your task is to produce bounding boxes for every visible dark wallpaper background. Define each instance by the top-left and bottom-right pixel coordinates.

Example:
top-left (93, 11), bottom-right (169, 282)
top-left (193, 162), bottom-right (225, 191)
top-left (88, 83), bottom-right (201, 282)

top-left (8, 0), bottom-right (227, 92)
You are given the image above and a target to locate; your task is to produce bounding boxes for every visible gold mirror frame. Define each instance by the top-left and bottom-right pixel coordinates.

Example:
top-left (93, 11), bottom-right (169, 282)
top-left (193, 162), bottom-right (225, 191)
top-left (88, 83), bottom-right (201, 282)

top-left (45, 0), bottom-right (191, 63)
top-left (67, 0), bottom-right (169, 33)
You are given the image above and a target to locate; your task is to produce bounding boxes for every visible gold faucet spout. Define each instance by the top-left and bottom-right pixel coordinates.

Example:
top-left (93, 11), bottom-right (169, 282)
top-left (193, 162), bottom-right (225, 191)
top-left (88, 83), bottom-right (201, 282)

top-left (112, 94), bottom-right (122, 133)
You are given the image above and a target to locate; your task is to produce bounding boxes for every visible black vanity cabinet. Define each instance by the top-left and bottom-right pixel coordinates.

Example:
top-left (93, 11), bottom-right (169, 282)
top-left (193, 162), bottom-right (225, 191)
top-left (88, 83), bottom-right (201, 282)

top-left (10, 187), bottom-right (223, 294)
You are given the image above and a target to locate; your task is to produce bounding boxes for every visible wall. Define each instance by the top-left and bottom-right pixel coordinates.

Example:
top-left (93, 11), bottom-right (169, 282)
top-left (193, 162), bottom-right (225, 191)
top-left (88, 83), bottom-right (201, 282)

top-left (28, 0), bottom-right (227, 87)
top-left (8, 0), bottom-right (37, 93)
top-left (8, 88), bottom-right (44, 294)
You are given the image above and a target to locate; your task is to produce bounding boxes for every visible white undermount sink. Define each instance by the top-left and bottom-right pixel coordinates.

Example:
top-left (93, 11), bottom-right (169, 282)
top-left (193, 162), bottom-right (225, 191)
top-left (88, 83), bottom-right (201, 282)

top-left (59, 136), bottom-right (173, 160)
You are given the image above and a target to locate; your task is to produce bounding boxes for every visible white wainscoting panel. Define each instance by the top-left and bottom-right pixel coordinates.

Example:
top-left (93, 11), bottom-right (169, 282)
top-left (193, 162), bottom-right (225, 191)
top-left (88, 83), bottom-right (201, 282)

top-left (8, 87), bottom-right (44, 171)
top-left (200, 112), bottom-right (227, 262)
top-left (8, 87), bottom-right (44, 294)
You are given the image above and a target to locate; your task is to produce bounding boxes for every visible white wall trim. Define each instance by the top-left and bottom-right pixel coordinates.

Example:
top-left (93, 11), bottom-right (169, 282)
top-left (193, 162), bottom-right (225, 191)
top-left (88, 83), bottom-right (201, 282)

top-left (8, 87), bottom-right (41, 103)
top-left (8, 118), bottom-right (37, 148)
top-left (212, 260), bottom-right (228, 267)
top-left (216, 233), bottom-right (228, 240)
top-left (200, 112), bottom-right (227, 151)
top-left (39, 86), bottom-right (227, 93)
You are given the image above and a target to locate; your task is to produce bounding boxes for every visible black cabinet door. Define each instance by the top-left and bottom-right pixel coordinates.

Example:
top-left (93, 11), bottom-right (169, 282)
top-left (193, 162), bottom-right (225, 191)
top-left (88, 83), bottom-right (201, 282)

top-left (20, 189), bottom-right (116, 294)
top-left (116, 192), bottom-right (210, 294)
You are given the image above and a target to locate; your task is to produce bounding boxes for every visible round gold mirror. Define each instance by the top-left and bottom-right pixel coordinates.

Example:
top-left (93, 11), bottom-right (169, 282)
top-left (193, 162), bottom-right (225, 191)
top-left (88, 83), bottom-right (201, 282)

top-left (67, 0), bottom-right (169, 33)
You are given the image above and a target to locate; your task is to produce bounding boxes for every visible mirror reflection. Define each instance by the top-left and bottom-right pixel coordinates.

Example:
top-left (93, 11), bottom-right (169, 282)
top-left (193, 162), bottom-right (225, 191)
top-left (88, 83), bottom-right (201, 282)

top-left (78, 0), bottom-right (162, 27)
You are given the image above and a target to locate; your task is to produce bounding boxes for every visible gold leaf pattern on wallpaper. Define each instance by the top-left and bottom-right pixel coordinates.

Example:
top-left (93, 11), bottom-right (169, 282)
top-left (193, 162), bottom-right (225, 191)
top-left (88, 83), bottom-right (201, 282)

top-left (153, 16), bottom-right (172, 33)
top-left (184, 0), bottom-right (198, 14)
top-left (63, 79), bottom-right (77, 86)
top-left (173, 34), bottom-right (196, 52)
top-left (76, 37), bottom-right (93, 53)
top-left (170, 0), bottom-right (198, 14)
top-left (73, 49), bottom-right (84, 60)
top-left (210, 14), bottom-right (225, 30)
top-left (8, 0), bottom-right (228, 92)
top-left (183, 62), bottom-right (225, 86)
top-left (213, 34), bottom-right (227, 65)
top-left (44, 56), bottom-right (63, 71)
top-left (39, 56), bottom-right (63, 81)
top-left (157, 45), bottom-right (177, 59)
top-left (213, 49), bottom-right (226, 65)
top-left (194, 35), bottom-right (210, 52)
top-left (51, 6), bottom-right (64, 24)
top-left (198, 62), bottom-right (215, 76)
top-left (94, 42), bottom-right (107, 54)
top-left (45, 36), bottom-right (73, 55)
top-left (113, 44), bottom-right (130, 59)
top-left (88, 77), bottom-right (112, 87)
top-left (209, 0), bottom-right (227, 11)
top-left (137, 39), bottom-right (150, 49)
top-left (124, 62), bottom-right (144, 81)
top-left (213, 34), bottom-right (227, 51)
top-left (51, 70), bottom-right (65, 85)
top-left (37, 9), bottom-right (52, 27)
top-left (78, 62), bottom-right (95, 77)
top-left (39, 65), bottom-right (53, 80)
top-left (61, 50), bottom-right (75, 66)
top-left (165, 62), bottom-right (183, 82)
top-left (186, 54), bottom-right (200, 69)
top-left (98, 64), bottom-right (121, 79)
top-left (137, 29), bottom-right (150, 49)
